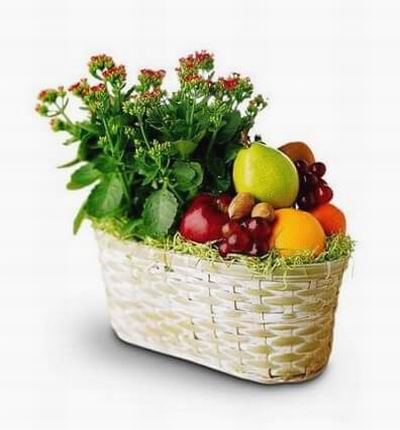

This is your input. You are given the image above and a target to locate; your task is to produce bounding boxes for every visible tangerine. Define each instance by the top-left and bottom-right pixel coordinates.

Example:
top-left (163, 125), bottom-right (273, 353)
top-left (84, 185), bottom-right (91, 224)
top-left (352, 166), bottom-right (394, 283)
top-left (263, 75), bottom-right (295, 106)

top-left (269, 208), bottom-right (325, 257)
top-left (310, 203), bottom-right (346, 236)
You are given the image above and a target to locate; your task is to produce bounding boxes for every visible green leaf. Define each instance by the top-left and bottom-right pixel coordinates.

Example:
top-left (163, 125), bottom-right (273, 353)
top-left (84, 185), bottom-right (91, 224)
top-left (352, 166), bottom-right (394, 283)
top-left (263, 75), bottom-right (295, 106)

top-left (171, 161), bottom-right (204, 191)
top-left (224, 142), bottom-right (242, 163)
top-left (142, 189), bottom-right (178, 237)
top-left (77, 135), bottom-right (91, 161)
top-left (191, 129), bottom-right (207, 144)
top-left (109, 114), bottom-right (131, 128)
top-left (141, 165), bottom-right (160, 185)
top-left (133, 159), bottom-right (160, 185)
top-left (172, 140), bottom-right (198, 158)
top-left (93, 155), bottom-right (118, 173)
top-left (73, 202), bottom-right (87, 234)
top-left (171, 160), bottom-right (195, 190)
top-left (57, 158), bottom-right (81, 169)
top-left (62, 136), bottom-right (78, 146)
top-left (189, 162), bottom-right (204, 188)
top-left (77, 121), bottom-right (102, 135)
top-left (67, 163), bottom-right (101, 190)
top-left (208, 157), bottom-right (231, 193)
top-left (86, 174), bottom-right (124, 217)
top-left (217, 111), bottom-right (241, 143)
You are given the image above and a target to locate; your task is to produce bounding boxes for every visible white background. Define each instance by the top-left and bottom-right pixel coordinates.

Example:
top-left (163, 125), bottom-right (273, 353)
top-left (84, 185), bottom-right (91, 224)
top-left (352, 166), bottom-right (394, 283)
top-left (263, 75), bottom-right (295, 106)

top-left (0, 0), bottom-right (399, 428)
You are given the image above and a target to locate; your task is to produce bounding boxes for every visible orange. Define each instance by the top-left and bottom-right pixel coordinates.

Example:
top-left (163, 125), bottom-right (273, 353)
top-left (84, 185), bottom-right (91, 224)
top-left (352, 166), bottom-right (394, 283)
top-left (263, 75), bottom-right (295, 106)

top-left (310, 203), bottom-right (346, 236)
top-left (269, 208), bottom-right (325, 257)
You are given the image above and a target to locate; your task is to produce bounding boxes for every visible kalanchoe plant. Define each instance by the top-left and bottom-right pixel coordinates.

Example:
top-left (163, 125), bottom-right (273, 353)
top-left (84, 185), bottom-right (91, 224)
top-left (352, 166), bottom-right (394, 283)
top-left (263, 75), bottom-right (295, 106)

top-left (36, 51), bottom-right (267, 238)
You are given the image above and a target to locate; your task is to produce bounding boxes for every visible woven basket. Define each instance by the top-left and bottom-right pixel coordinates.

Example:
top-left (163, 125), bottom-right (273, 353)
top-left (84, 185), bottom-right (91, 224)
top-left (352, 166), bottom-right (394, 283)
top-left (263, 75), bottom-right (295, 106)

top-left (95, 229), bottom-right (349, 384)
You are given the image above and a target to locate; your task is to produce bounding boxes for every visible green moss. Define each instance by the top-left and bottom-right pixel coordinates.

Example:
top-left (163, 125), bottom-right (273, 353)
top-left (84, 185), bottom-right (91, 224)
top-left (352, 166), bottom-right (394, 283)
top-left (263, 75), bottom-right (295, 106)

top-left (93, 218), bottom-right (355, 274)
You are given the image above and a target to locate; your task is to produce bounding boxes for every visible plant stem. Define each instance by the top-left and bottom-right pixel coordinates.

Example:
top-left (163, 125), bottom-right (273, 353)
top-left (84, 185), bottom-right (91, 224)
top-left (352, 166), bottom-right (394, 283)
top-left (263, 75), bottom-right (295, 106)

top-left (125, 84), bottom-right (136, 97)
top-left (118, 171), bottom-right (131, 203)
top-left (187, 94), bottom-right (196, 139)
top-left (205, 105), bottom-right (224, 159)
top-left (206, 128), bottom-right (218, 160)
top-left (102, 118), bottom-right (114, 153)
top-left (60, 111), bottom-right (74, 127)
top-left (102, 118), bottom-right (131, 204)
top-left (55, 100), bottom-right (74, 127)
top-left (114, 87), bottom-right (122, 111)
top-left (168, 185), bottom-right (184, 203)
top-left (137, 113), bottom-right (151, 149)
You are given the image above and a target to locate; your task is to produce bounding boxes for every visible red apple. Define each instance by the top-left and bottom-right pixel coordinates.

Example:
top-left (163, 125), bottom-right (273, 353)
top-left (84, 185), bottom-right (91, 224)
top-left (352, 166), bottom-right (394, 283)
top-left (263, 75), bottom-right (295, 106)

top-left (179, 194), bottom-right (231, 243)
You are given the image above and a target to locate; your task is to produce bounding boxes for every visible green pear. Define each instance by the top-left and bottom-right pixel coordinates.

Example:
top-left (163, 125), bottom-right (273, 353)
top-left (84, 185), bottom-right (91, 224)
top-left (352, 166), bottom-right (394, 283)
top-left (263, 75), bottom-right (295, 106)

top-left (233, 142), bottom-right (299, 208)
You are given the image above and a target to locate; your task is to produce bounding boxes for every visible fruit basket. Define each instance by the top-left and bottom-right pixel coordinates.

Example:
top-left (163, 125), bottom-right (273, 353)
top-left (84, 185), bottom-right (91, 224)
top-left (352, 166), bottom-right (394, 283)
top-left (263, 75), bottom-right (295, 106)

top-left (97, 229), bottom-right (348, 384)
top-left (36, 51), bottom-right (354, 384)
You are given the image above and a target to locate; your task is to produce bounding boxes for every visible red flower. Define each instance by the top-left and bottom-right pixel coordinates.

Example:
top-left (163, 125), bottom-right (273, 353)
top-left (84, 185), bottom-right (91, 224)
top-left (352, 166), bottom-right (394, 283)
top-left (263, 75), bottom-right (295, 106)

top-left (183, 74), bottom-right (201, 83)
top-left (38, 89), bottom-right (49, 100)
top-left (178, 50), bottom-right (214, 74)
top-left (137, 69), bottom-right (166, 92)
top-left (68, 79), bottom-right (89, 97)
top-left (194, 50), bottom-right (213, 64)
top-left (68, 82), bottom-right (81, 92)
top-left (140, 69), bottom-right (166, 80)
top-left (217, 74), bottom-right (253, 101)
top-left (89, 83), bottom-right (107, 93)
top-left (88, 54), bottom-right (115, 75)
top-left (37, 88), bottom-right (61, 103)
top-left (179, 55), bottom-right (195, 70)
top-left (219, 76), bottom-right (240, 91)
top-left (103, 65), bottom-right (127, 83)
top-left (141, 88), bottom-right (163, 100)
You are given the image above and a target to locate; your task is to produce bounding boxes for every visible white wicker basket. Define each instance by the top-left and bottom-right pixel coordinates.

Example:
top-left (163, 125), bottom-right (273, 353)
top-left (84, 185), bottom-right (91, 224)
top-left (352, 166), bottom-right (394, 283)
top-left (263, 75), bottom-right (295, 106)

top-left (95, 229), bottom-right (349, 384)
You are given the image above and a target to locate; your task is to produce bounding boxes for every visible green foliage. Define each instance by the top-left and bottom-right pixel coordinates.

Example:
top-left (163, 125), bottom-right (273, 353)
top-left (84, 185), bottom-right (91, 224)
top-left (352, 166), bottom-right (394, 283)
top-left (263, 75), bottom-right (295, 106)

top-left (36, 51), bottom-right (267, 237)
top-left (67, 163), bottom-right (101, 189)
top-left (86, 174), bottom-right (124, 217)
top-left (216, 111), bottom-right (242, 144)
top-left (73, 202), bottom-right (87, 235)
top-left (171, 160), bottom-right (203, 191)
top-left (142, 189), bottom-right (178, 237)
top-left (93, 155), bottom-right (118, 173)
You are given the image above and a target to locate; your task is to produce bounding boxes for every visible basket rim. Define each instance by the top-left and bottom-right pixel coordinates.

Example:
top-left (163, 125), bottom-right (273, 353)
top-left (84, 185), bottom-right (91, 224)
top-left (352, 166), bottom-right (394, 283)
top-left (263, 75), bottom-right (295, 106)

top-left (95, 228), bottom-right (350, 277)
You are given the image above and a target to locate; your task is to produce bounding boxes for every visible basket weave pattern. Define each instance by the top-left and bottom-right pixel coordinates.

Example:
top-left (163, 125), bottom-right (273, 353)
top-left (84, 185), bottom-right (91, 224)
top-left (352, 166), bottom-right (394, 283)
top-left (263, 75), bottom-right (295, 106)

top-left (96, 230), bottom-right (348, 384)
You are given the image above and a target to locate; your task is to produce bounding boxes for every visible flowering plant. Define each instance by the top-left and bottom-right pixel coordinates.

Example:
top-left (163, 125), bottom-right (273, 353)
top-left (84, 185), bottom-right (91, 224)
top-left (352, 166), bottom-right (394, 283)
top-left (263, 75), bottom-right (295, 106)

top-left (36, 51), bottom-right (267, 238)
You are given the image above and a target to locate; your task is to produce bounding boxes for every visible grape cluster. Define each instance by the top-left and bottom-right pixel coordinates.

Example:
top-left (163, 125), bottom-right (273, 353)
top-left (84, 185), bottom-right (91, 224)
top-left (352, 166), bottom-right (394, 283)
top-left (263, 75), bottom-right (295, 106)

top-left (295, 160), bottom-right (333, 210)
top-left (218, 218), bottom-right (271, 257)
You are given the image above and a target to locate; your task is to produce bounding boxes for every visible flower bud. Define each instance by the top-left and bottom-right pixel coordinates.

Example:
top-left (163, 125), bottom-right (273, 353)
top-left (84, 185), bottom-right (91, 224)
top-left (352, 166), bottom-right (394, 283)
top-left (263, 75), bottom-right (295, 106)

top-left (38, 89), bottom-right (58, 103)
top-left (88, 54), bottom-right (115, 76)
top-left (103, 65), bottom-right (127, 87)
top-left (50, 118), bottom-right (66, 132)
top-left (35, 103), bottom-right (48, 116)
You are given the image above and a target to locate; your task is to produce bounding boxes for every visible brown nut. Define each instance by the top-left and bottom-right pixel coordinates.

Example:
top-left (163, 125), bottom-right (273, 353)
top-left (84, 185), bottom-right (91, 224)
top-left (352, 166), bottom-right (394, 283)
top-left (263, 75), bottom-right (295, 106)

top-left (251, 202), bottom-right (275, 222)
top-left (228, 192), bottom-right (255, 220)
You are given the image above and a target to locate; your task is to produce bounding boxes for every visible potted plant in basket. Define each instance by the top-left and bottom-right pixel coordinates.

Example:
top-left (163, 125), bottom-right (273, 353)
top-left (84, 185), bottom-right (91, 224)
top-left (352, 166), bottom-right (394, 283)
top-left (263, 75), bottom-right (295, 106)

top-left (36, 51), bottom-right (354, 384)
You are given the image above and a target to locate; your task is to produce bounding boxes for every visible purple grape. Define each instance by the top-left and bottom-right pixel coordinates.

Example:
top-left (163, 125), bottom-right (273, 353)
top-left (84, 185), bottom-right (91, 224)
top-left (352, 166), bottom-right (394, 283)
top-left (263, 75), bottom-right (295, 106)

top-left (310, 162), bottom-right (326, 178)
top-left (295, 160), bottom-right (309, 175)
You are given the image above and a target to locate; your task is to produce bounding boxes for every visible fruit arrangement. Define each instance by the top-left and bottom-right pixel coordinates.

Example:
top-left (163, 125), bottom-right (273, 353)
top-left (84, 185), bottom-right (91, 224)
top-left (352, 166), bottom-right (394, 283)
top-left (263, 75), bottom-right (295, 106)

top-left (179, 138), bottom-right (344, 258)
top-left (36, 51), bottom-right (352, 266)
